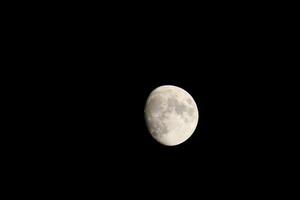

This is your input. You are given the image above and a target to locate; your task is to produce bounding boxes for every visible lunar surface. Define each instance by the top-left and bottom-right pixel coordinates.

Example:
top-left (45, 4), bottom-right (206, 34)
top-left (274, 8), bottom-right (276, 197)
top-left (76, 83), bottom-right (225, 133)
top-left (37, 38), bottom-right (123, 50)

top-left (144, 85), bottom-right (199, 146)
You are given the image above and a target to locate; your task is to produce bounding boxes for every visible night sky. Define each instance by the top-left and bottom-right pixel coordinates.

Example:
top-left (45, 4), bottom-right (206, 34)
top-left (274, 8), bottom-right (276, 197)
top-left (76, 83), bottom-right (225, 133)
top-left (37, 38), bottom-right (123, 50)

top-left (11, 5), bottom-right (295, 196)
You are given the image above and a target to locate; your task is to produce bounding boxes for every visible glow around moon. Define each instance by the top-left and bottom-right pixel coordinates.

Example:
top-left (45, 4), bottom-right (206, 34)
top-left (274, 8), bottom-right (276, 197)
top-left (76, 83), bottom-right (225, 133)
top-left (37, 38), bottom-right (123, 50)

top-left (144, 85), bottom-right (199, 146)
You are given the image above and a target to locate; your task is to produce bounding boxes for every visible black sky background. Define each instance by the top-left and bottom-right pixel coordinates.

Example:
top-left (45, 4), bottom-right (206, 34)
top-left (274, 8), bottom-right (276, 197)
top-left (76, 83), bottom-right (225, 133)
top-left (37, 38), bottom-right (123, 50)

top-left (7, 4), bottom-right (297, 196)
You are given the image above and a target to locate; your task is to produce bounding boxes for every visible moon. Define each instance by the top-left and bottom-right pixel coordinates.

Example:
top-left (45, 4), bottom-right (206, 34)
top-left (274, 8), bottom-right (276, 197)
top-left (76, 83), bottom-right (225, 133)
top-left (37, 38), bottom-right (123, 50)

top-left (144, 85), bottom-right (199, 146)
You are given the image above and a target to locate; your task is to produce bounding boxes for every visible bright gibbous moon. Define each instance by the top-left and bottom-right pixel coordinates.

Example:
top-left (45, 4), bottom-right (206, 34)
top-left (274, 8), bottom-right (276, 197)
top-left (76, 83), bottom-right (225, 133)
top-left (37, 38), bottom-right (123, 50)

top-left (144, 85), bottom-right (199, 146)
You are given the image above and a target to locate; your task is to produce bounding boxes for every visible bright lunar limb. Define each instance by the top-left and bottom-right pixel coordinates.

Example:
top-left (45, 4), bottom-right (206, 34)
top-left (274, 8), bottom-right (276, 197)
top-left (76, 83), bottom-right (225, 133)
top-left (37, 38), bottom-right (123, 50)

top-left (144, 85), bottom-right (199, 146)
